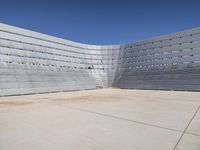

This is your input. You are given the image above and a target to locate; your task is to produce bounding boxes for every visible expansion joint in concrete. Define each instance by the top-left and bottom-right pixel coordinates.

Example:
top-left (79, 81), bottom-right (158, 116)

top-left (173, 105), bottom-right (200, 150)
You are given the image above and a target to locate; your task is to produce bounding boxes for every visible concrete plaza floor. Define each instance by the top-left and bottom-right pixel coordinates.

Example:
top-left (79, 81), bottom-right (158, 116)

top-left (0, 88), bottom-right (200, 150)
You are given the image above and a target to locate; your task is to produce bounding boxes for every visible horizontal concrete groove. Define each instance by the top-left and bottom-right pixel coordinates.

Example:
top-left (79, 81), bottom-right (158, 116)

top-left (0, 87), bottom-right (97, 97)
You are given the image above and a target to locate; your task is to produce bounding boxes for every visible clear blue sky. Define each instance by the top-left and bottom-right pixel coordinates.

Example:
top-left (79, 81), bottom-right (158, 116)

top-left (1, 0), bottom-right (200, 45)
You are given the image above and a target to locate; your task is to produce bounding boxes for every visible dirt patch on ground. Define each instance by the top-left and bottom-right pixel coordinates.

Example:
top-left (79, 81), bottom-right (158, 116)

top-left (0, 101), bottom-right (33, 107)
top-left (49, 95), bottom-right (121, 102)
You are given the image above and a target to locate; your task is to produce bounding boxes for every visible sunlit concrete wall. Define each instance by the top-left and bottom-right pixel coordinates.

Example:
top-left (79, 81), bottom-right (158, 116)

top-left (1, 23), bottom-right (200, 96)
top-left (0, 23), bottom-right (108, 96)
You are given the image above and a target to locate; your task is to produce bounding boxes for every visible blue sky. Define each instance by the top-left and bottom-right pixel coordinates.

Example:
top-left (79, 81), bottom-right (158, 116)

top-left (0, 0), bottom-right (200, 45)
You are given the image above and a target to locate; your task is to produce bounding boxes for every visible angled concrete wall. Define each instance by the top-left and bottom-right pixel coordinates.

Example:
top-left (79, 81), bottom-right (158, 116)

top-left (0, 23), bottom-right (98, 96)
top-left (115, 27), bottom-right (200, 91)
top-left (0, 23), bottom-right (200, 96)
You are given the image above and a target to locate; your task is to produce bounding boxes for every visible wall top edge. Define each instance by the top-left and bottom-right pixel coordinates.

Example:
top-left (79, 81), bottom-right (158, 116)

top-left (1, 23), bottom-right (200, 49)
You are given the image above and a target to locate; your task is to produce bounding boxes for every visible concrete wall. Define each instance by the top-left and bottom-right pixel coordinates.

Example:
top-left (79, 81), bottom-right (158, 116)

top-left (1, 23), bottom-right (200, 96)
top-left (0, 23), bottom-right (99, 96)
top-left (115, 27), bottom-right (200, 91)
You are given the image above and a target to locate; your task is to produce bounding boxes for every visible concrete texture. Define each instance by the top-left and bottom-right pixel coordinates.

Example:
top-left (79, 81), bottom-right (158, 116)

top-left (0, 88), bottom-right (199, 150)
top-left (1, 23), bottom-right (200, 96)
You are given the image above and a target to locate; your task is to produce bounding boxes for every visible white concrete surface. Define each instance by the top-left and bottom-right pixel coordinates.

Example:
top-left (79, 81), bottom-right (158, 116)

top-left (175, 134), bottom-right (200, 150)
top-left (0, 89), bottom-right (200, 150)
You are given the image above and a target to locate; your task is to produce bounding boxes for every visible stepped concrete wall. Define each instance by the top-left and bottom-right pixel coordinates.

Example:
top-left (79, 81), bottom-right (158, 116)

top-left (1, 23), bottom-right (200, 96)
top-left (115, 27), bottom-right (200, 91)
top-left (0, 24), bottom-right (98, 96)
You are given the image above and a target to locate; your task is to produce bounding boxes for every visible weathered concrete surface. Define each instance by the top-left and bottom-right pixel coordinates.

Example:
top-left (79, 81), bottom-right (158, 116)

top-left (0, 89), bottom-right (200, 150)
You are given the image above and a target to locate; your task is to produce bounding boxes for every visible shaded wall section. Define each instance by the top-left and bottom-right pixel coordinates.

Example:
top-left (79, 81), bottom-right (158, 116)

top-left (115, 27), bottom-right (200, 91)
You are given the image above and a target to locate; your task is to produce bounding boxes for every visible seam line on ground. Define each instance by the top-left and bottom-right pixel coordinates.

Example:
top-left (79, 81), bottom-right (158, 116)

top-left (52, 103), bottom-right (185, 133)
top-left (173, 104), bottom-right (200, 150)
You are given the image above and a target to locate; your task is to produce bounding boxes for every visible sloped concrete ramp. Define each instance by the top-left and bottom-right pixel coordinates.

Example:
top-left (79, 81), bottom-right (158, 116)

top-left (0, 89), bottom-right (200, 150)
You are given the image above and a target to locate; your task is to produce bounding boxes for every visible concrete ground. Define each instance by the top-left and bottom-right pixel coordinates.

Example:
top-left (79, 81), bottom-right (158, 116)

top-left (0, 88), bottom-right (200, 150)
